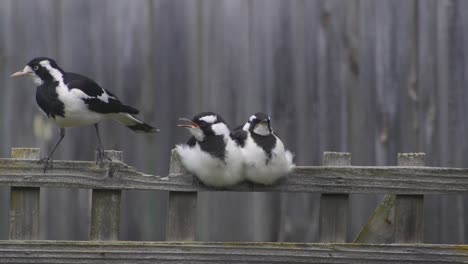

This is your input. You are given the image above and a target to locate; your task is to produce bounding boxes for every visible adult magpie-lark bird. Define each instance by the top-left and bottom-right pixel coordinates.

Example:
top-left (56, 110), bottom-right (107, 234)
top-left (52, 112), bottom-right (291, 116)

top-left (176, 112), bottom-right (243, 187)
top-left (231, 112), bottom-right (294, 185)
top-left (11, 57), bottom-right (158, 171)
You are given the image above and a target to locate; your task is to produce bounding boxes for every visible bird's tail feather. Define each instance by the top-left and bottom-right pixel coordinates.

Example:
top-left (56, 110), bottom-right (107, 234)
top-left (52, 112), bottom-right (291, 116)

top-left (112, 113), bottom-right (159, 133)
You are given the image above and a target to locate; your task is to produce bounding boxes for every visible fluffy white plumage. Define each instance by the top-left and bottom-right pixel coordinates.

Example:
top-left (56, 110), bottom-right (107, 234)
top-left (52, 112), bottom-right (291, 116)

top-left (241, 131), bottom-right (294, 185)
top-left (176, 116), bottom-right (244, 187)
top-left (176, 137), bottom-right (244, 187)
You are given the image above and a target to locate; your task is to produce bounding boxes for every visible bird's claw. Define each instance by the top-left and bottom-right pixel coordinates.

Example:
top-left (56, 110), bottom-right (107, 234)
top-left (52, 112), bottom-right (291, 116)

top-left (37, 156), bottom-right (53, 173)
top-left (96, 148), bottom-right (112, 167)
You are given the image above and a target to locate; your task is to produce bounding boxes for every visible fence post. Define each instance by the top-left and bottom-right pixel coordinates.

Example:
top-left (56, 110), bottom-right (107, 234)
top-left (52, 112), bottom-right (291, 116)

top-left (9, 148), bottom-right (40, 240)
top-left (89, 150), bottom-right (122, 240)
top-left (394, 153), bottom-right (425, 243)
top-left (166, 149), bottom-right (197, 241)
top-left (319, 152), bottom-right (351, 243)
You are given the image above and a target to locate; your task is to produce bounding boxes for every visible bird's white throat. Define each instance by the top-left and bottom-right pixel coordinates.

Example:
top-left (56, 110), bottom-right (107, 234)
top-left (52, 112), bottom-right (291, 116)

top-left (253, 123), bottom-right (270, 136)
top-left (189, 127), bottom-right (205, 141)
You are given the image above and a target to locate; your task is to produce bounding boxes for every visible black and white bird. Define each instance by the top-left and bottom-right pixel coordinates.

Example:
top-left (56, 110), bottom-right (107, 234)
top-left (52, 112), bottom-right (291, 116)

top-left (176, 112), bottom-right (243, 187)
top-left (11, 57), bottom-right (158, 170)
top-left (231, 112), bottom-right (294, 185)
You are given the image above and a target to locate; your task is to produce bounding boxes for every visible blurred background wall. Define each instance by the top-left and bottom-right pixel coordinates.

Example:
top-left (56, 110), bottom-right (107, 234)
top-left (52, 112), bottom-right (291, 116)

top-left (0, 0), bottom-right (467, 243)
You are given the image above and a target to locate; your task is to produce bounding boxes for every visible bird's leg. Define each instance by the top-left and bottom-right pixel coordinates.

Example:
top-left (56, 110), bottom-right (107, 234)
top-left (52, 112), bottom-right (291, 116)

top-left (38, 127), bottom-right (65, 173)
top-left (94, 124), bottom-right (112, 166)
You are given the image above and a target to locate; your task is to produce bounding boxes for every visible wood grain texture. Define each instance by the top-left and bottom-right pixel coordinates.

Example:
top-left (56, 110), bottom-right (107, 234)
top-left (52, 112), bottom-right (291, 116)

top-left (166, 150), bottom-right (197, 241)
top-left (355, 153), bottom-right (425, 243)
top-left (0, 240), bottom-right (466, 264)
top-left (9, 148), bottom-right (40, 240)
top-left (90, 151), bottom-right (123, 241)
top-left (319, 152), bottom-right (351, 243)
top-left (0, 158), bottom-right (468, 194)
top-left (394, 153), bottom-right (425, 243)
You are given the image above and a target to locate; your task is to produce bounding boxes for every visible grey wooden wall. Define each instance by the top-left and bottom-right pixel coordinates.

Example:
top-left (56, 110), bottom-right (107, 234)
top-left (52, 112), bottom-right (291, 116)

top-left (0, 0), bottom-right (466, 244)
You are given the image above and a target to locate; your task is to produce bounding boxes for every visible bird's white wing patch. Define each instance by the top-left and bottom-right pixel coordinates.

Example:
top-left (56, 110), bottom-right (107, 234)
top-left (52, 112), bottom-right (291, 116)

top-left (200, 115), bottom-right (217, 123)
top-left (97, 92), bottom-right (115, 103)
top-left (69, 88), bottom-right (91, 99)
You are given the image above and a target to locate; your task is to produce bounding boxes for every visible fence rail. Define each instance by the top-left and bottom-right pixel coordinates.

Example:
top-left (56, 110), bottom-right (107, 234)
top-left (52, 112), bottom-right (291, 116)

top-left (0, 241), bottom-right (467, 264)
top-left (0, 158), bottom-right (467, 194)
top-left (0, 148), bottom-right (467, 263)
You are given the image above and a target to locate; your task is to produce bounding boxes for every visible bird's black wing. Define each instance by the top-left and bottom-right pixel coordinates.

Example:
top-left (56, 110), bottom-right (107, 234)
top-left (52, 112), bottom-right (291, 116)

top-left (64, 72), bottom-right (139, 114)
top-left (230, 125), bottom-right (248, 147)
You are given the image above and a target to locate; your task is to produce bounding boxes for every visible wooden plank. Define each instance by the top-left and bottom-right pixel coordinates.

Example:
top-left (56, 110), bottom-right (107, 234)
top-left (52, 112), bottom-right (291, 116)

top-left (9, 148), bottom-right (40, 240)
top-left (166, 150), bottom-right (197, 241)
top-left (319, 152), bottom-right (350, 243)
top-left (1, 157), bottom-right (468, 194)
top-left (90, 151), bottom-right (123, 241)
top-left (354, 153), bottom-right (425, 243)
top-left (0, 240), bottom-right (466, 264)
top-left (394, 153), bottom-right (425, 243)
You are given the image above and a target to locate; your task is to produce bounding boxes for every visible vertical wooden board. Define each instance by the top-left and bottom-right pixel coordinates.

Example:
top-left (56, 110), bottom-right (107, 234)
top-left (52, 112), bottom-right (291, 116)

top-left (319, 152), bottom-right (350, 243)
top-left (166, 192), bottom-right (197, 241)
top-left (394, 195), bottom-right (424, 243)
top-left (89, 190), bottom-right (121, 240)
top-left (9, 148), bottom-right (40, 240)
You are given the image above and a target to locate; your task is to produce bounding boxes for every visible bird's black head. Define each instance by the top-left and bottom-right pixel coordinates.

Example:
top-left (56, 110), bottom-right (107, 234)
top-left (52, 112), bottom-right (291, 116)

top-left (244, 112), bottom-right (273, 136)
top-left (178, 112), bottom-right (229, 141)
top-left (11, 57), bottom-right (64, 85)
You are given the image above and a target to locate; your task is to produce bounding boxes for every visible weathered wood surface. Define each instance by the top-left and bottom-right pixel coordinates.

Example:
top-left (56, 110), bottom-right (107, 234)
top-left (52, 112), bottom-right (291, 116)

top-left (166, 149), bottom-right (197, 241)
top-left (319, 152), bottom-right (350, 243)
top-left (9, 148), bottom-right (40, 240)
top-left (0, 241), bottom-right (466, 264)
top-left (394, 153), bottom-right (425, 243)
top-left (1, 0), bottom-right (468, 243)
top-left (0, 158), bottom-right (468, 194)
top-left (354, 153), bottom-right (425, 243)
top-left (90, 151), bottom-right (123, 241)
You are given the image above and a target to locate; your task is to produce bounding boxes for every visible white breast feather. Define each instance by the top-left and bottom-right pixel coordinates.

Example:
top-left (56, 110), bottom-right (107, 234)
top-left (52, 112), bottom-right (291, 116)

top-left (52, 84), bottom-right (103, 127)
top-left (176, 136), bottom-right (244, 187)
top-left (242, 133), bottom-right (294, 185)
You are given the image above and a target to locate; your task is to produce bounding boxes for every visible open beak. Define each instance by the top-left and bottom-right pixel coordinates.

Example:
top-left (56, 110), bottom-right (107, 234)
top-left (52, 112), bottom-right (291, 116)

top-left (11, 66), bottom-right (33, 78)
top-left (177, 118), bottom-right (198, 128)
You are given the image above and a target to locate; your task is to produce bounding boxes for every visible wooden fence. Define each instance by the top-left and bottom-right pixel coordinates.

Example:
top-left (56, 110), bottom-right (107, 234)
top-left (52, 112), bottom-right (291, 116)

top-left (0, 147), bottom-right (467, 263)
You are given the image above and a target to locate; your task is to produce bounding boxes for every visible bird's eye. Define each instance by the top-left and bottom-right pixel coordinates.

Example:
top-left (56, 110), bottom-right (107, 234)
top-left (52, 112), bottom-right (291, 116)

top-left (33, 65), bottom-right (39, 71)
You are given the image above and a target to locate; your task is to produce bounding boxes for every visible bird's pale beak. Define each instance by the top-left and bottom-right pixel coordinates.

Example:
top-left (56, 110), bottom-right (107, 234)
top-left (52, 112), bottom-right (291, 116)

top-left (177, 118), bottom-right (199, 128)
top-left (11, 66), bottom-right (33, 78)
